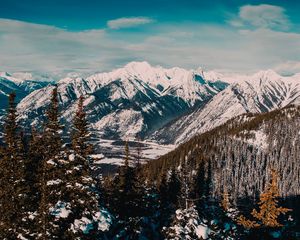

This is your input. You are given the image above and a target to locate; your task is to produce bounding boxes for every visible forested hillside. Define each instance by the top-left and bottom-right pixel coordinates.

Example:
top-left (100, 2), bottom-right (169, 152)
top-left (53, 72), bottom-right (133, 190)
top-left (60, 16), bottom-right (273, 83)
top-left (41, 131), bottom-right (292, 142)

top-left (0, 91), bottom-right (298, 239)
top-left (144, 105), bottom-right (300, 199)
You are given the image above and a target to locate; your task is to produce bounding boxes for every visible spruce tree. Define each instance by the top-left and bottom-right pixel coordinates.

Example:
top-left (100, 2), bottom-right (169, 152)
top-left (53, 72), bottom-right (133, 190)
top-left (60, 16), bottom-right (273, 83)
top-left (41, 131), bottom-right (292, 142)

top-left (205, 159), bottom-right (212, 202)
top-left (71, 96), bottom-right (92, 157)
top-left (109, 141), bottom-right (142, 238)
top-left (26, 128), bottom-right (44, 237)
top-left (158, 173), bottom-right (172, 229)
top-left (65, 95), bottom-right (111, 238)
top-left (36, 87), bottom-right (68, 239)
top-left (164, 205), bottom-right (203, 240)
top-left (134, 139), bottom-right (142, 170)
top-left (0, 93), bottom-right (30, 239)
top-left (167, 168), bottom-right (181, 208)
top-left (191, 160), bottom-right (206, 210)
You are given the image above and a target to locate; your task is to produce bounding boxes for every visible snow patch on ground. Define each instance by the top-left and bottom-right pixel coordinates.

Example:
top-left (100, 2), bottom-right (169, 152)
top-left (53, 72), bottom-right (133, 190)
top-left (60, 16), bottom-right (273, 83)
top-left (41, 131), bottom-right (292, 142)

top-left (50, 201), bottom-right (72, 219)
top-left (47, 179), bottom-right (62, 186)
top-left (71, 209), bottom-right (112, 234)
top-left (196, 224), bottom-right (210, 239)
top-left (91, 138), bottom-right (175, 166)
top-left (235, 129), bottom-right (268, 150)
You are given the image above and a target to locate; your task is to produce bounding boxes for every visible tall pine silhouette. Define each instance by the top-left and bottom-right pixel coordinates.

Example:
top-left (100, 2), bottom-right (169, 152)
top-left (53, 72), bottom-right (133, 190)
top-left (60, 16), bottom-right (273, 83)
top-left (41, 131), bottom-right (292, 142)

top-left (65, 95), bottom-right (109, 238)
top-left (0, 93), bottom-right (30, 239)
top-left (36, 87), bottom-right (68, 239)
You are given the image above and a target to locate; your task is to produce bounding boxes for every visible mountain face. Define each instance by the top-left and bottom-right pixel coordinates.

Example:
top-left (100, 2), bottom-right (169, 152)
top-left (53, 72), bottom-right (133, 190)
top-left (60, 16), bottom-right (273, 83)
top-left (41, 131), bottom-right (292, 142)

top-left (17, 62), bottom-right (228, 140)
top-left (152, 70), bottom-right (300, 144)
top-left (145, 105), bottom-right (300, 198)
top-left (0, 72), bottom-right (52, 109)
top-left (3, 62), bottom-right (300, 167)
top-left (0, 72), bottom-right (52, 140)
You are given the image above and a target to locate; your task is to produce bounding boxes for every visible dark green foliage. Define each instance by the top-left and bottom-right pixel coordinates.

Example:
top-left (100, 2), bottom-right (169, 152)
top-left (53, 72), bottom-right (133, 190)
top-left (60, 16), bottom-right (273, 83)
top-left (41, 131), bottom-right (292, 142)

top-left (36, 87), bottom-right (68, 239)
top-left (64, 95), bottom-right (105, 238)
top-left (0, 90), bottom-right (298, 239)
top-left (191, 160), bottom-right (206, 208)
top-left (0, 93), bottom-right (30, 239)
top-left (71, 95), bottom-right (92, 157)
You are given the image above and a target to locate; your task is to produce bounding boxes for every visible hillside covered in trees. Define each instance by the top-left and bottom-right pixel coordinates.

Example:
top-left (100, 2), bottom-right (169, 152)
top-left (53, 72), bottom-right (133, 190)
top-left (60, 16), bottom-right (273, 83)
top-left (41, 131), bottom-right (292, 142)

top-left (0, 90), bottom-right (299, 239)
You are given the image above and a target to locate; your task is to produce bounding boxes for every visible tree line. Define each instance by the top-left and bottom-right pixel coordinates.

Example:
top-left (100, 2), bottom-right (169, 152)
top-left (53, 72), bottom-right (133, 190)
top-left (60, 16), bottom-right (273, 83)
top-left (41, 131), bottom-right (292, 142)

top-left (0, 89), bottom-right (296, 239)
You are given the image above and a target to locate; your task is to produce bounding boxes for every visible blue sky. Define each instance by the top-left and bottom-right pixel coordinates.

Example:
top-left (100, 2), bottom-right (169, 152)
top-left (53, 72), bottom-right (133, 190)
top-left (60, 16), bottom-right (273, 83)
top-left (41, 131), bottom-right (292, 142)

top-left (1, 0), bottom-right (300, 75)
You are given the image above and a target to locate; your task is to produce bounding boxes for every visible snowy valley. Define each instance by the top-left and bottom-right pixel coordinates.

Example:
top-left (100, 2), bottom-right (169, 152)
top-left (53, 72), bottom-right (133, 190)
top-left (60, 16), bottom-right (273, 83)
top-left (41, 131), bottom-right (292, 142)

top-left (1, 62), bottom-right (300, 167)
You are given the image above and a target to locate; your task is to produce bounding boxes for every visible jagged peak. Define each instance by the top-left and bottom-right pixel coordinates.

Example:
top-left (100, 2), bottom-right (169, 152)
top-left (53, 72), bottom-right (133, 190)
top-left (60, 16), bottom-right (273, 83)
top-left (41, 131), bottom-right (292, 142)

top-left (252, 69), bottom-right (281, 80)
top-left (58, 76), bottom-right (84, 85)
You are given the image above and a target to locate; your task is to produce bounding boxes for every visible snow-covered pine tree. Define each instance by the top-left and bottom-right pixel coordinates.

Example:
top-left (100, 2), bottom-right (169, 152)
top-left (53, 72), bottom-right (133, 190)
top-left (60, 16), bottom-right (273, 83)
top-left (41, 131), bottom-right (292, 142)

top-left (65, 95), bottom-right (111, 238)
top-left (36, 87), bottom-right (69, 239)
top-left (0, 93), bottom-right (30, 239)
top-left (164, 205), bottom-right (205, 240)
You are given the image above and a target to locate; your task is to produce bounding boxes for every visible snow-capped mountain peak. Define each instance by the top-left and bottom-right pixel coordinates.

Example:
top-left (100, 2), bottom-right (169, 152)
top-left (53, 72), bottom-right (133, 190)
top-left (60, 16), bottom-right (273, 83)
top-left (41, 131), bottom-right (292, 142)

top-left (152, 69), bottom-right (300, 145)
top-left (16, 62), bottom-right (228, 141)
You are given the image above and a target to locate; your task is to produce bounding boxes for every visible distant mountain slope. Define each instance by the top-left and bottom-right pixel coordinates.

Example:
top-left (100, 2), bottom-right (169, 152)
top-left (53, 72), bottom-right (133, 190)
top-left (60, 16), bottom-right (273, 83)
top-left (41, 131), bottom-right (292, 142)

top-left (152, 70), bottom-right (300, 144)
top-left (17, 62), bottom-right (228, 140)
top-left (0, 72), bottom-right (52, 109)
top-left (144, 105), bottom-right (300, 198)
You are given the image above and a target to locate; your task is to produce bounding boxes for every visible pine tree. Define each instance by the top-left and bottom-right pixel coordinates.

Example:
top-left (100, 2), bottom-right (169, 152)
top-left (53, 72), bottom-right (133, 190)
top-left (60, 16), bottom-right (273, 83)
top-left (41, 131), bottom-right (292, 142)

top-left (221, 187), bottom-right (230, 212)
top-left (71, 96), bottom-right (92, 157)
top-left (237, 215), bottom-right (260, 229)
top-left (167, 168), bottom-right (181, 208)
top-left (237, 169), bottom-right (292, 230)
top-left (108, 141), bottom-right (144, 238)
top-left (157, 173), bottom-right (172, 229)
top-left (191, 160), bottom-right (206, 209)
top-left (205, 159), bottom-right (212, 202)
top-left (65, 95), bottom-right (111, 238)
top-left (251, 169), bottom-right (291, 228)
top-left (36, 87), bottom-right (68, 239)
top-left (0, 93), bottom-right (30, 239)
top-left (134, 139), bottom-right (142, 170)
top-left (179, 157), bottom-right (191, 210)
top-left (124, 140), bottom-right (129, 168)
top-left (26, 128), bottom-right (44, 237)
top-left (115, 141), bottom-right (134, 218)
top-left (164, 205), bottom-right (203, 240)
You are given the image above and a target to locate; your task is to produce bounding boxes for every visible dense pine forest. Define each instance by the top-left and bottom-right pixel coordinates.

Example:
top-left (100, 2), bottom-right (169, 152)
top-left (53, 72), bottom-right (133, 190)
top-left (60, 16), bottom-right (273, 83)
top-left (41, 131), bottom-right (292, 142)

top-left (0, 89), bottom-right (299, 239)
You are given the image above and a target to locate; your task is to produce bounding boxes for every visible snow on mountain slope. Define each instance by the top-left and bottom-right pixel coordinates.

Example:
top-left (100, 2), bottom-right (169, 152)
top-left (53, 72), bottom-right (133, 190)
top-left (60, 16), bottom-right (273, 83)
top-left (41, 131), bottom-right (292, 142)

top-left (92, 109), bottom-right (144, 140)
top-left (0, 72), bottom-right (52, 109)
top-left (152, 70), bottom-right (300, 144)
top-left (17, 62), bottom-right (227, 140)
top-left (0, 73), bottom-right (52, 141)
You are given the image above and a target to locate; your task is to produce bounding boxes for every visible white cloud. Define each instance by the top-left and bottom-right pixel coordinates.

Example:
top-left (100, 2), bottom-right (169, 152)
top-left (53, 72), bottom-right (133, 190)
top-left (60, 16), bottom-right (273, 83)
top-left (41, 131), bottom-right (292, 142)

top-left (274, 61), bottom-right (300, 75)
top-left (0, 19), bottom-right (129, 74)
top-left (0, 18), bottom-right (300, 75)
top-left (107, 17), bottom-right (154, 29)
top-left (230, 4), bottom-right (290, 31)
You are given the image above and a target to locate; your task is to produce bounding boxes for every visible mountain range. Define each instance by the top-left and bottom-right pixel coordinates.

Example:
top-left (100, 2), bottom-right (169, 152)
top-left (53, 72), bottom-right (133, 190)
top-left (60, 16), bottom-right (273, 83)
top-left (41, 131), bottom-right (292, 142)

top-left (1, 62), bottom-right (300, 165)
